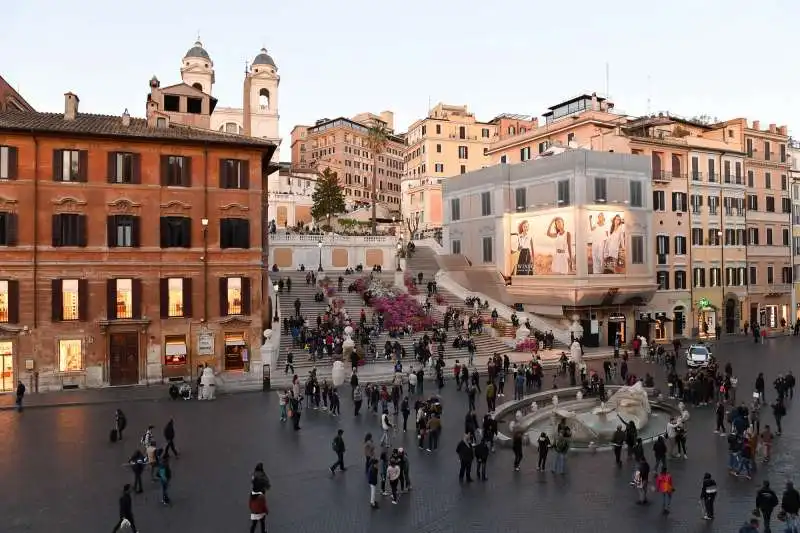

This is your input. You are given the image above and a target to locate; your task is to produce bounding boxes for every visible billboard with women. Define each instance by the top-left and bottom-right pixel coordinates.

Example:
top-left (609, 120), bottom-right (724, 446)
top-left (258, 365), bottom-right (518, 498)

top-left (509, 212), bottom-right (576, 276)
top-left (585, 210), bottom-right (627, 275)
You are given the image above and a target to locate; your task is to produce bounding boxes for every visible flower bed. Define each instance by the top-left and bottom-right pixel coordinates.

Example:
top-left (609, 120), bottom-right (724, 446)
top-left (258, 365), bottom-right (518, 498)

top-left (515, 338), bottom-right (539, 352)
top-left (373, 293), bottom-right (433, 331)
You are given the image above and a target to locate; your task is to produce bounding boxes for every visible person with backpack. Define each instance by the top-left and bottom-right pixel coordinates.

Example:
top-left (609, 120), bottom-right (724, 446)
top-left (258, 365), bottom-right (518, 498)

top-left (251, 463), bottom-right (271, 492)
top-left (700, 472), bottom-right (718, 520)
top-left (330, 429), bottom-right (346, 475)
top-left (248, 488), bottom-right (268, 533)
top-left (755, 480), bottom-right (779, 532)
top-left (128, 449), bottom-right (146, 494)
top-left (114, 409), bottom-right (127, 441)
top-left (380, 409), bottom-right (393, 449)
top-left (111, 484), bottom-right (138, 533)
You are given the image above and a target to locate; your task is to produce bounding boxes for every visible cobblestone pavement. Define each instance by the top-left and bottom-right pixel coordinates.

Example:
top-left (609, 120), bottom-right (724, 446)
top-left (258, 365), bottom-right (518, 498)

top-left (1, 336), bottom-right (798, 533)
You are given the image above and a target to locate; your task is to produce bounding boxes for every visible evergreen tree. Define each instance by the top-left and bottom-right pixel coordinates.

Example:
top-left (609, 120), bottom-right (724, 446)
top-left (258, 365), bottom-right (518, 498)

top-left (311, 167), bottom-right (345, 228)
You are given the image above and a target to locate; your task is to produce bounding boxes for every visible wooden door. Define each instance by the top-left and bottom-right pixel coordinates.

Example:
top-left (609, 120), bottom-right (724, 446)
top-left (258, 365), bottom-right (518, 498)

top-left (109, 332), bottom-right (139, 386)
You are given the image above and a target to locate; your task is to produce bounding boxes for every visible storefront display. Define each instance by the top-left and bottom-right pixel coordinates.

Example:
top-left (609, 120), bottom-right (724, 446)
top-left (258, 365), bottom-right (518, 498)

top-left (224, 332), bottom-right (246, 371)
top-left (0, 341), bottom-right (13, 392)
top-left (165, 336), bottom-right (187, 366)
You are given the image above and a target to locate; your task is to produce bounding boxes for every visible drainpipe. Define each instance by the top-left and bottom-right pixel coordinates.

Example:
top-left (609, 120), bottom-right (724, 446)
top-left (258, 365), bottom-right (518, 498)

top-left (719, 151), bottom-right (726, 334)
top-left (32, 132), bottom-right (39, 328)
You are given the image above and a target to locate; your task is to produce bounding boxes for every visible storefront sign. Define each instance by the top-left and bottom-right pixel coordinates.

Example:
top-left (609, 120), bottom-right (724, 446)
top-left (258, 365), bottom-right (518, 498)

top-left (197, 333), bottom-right (215, 356)
top-left (608, 313), bottom-right (625, 322)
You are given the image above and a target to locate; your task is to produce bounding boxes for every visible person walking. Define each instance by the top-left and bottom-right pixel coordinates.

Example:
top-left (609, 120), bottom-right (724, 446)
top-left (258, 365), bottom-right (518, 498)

top-left (163, 419), bottom-right (179, 459)
top-left (552, 433), bottom-right (569, 475)
top-left (157, 453), bottom-right (172, 506)
top-left (653, 435), bottom-right (667, 473)
top-left (387, 458), bottom-right (401, 504)
top-left (330, 429), bottom-right (347, 474)
top-left (353, 385), bottom-right (363, 416)
top-left (128, 450), bottom-right (146, 494)
top-left (400, 397), bottom-right (410, 432)
top-left (781, 481), bottom-right (800, 532)
top-left (772, 397), bottom-right (786, 435)
top-left (536, 432), bottom-right (550, 471)
top-left (456, 433), bottom-right (474, 483)
top-left (367, 458), bottom-right (380, 509)
top-left (115, 409), bottom-right (127, 440)
top-left (474, 438), bottom-right (489, 481)
top-left (248, 488), bottom-right (268, 533)
top-left (612, 425), bottom-right (625, 467)
top-left (700, 472), bottom-right (717, 520)
top-left (363, 433), bottom-right (376, 475)
top-left (284, 351), bottom-right (295, 375)
top-left (380, 409), bottom-right (394, 449)
top-left (111, 484), bottom-right (138, 532)
top-left (512, 430), bottom-right (524, 471)
top-left (755, 480), bottom-right (779, 532)
top-left (634, 457), bottom-right (650, 504)
top-left (15, 380), bottom-right (25, 412)
top-left (655, 467), bottom-right (674, 514)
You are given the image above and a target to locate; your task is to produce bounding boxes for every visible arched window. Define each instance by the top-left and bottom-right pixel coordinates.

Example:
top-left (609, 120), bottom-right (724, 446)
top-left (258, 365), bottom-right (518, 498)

top-left (259, 89), bottom-right (270, 110)
top-left (192, 82), bottom-right (203, 92)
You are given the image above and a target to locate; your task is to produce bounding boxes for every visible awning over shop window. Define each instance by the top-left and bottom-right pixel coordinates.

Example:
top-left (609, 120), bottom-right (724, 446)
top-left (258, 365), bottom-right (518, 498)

top-left (165, 341), bottom-right (187, 356)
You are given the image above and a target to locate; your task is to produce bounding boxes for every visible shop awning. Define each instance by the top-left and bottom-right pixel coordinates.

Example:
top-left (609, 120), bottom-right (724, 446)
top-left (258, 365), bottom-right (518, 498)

top-left (165, 342), bottom-right (187, 356)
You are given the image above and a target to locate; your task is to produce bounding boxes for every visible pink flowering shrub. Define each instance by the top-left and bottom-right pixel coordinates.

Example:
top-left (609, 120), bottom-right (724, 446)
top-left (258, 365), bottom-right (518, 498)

top-left (373, 294), bottom-right (427, 330)
top-left (434, 293), bottom-right (446, 305)
top-left (325, 287), bottom-right (336, 297)
top-left (515, 338), bottom-right (539, 352)
top-left (353, 276), bottom-right (369, 294)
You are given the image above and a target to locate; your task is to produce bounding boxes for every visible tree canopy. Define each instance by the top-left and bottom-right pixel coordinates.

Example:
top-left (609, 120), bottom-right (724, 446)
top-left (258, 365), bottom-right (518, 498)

top-left (311, 167), bottom-right (346, 226)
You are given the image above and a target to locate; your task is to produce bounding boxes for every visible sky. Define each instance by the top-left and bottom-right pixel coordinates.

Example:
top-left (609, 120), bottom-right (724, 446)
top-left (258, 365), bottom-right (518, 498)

top-left (3, 0), bottom-right (798, 161)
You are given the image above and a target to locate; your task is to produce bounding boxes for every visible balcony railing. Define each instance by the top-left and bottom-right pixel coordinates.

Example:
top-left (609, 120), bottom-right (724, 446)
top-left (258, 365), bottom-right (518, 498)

top-left (690, 171), bottom-right (703, 181)
top-left (652, 171), bottom-right (672, 182)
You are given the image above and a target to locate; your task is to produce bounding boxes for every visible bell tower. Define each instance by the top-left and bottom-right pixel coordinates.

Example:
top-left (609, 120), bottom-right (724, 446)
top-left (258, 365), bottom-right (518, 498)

top-left (245, 48), bottom-right (280, 152)
top-left (180, 39), bottom-right (215, 94)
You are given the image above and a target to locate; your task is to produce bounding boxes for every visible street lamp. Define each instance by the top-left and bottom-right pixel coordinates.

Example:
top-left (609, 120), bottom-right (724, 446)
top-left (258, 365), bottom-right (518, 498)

top-left (718, 229), bottom-right (724, 335)
top-left (317, 239), bottom-right (324, 272)
top-left (272, 282), bottom-right (279, 322)
top-left (396, 239), bottom-right (403, 272)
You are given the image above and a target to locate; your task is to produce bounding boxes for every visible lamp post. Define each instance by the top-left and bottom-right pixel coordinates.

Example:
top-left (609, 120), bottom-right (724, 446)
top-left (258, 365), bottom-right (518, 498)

top-left (718, 229), bottom-right (724, 335)
top-left (272, 282), bottom-right (279, 322)
top-left (317, 239), bottom-right (324, 272)
top-left (396, 239), bottom-right (403, 272)
top-left (201, 217), bottom-right (209, 321)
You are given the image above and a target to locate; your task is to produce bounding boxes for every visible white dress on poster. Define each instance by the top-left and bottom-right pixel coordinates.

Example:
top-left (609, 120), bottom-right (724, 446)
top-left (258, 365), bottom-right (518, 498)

top-left (551, 232), bottom-right (570, 274)
top-left (589, 216), bottom-right (609, 274)
top-left (604, 216), bottom-right (626, 266)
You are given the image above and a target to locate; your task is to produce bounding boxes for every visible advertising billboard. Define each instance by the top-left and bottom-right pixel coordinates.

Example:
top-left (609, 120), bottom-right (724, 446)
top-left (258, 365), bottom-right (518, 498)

top-left (586, 210), bottom-right (627, 275)
top-left (509, 212), bottom-right (576, 276)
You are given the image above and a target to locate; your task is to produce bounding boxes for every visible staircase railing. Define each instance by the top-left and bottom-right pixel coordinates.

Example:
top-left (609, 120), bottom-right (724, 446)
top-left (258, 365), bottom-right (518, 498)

top-left (434, 271), bottom-right (573, 346)
top-left (414, 238), bottom-right (447, 255)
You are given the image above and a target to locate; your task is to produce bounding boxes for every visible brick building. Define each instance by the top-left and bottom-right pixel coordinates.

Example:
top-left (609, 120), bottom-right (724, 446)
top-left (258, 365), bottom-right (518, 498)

top-left (0, 74), bottom-right (34, 112)
top-left (0, 92), bottom-right (275, 392)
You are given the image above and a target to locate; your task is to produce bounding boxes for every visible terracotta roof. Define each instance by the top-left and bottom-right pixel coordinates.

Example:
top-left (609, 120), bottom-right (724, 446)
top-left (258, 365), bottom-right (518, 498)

top-left (0, 110), bottom-right (276, 149)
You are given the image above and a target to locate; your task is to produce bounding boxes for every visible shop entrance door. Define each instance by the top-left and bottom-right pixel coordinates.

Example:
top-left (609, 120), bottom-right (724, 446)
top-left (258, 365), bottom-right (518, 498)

top-left (607, 321), bottom-right (626, 347)
top-left (109, 332), bottom-right (139, 386)
top-left (0, 341), bottom-right (13, 392)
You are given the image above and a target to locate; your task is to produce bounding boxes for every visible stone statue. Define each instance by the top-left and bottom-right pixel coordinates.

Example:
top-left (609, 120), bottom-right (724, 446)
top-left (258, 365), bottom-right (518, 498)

top-left (199, 366), bottom-right (216, 400)
top-left (569, 340), bottom-right (583, 365)
top-left (331, 360), bottom-right (345, 388)
top-left (516, 324), bottom-right (531, 342)
top-left (604, 381), bottom-right (651, 429)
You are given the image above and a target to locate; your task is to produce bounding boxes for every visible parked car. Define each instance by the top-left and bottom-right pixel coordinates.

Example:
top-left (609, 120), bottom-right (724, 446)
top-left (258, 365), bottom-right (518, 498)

top-left (686, 344), bottom-right (712, 368)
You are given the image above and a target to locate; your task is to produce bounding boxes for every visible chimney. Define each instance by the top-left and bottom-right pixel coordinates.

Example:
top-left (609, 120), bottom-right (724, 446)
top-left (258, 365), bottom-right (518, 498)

top-left (121, 108), bottom-right (131, 127)
top-left (242, 75), bottom-right (252, 136)
top-left (590, 93), bottom-right (598, 111)
top-left (752, 120), bottom-right (761, 130)
top-left (769, 123), bottom-right (777, 133)
top-left (779, 125), bottom-right (788, 136)
top-left (64, 92), bottom-right (79, 121)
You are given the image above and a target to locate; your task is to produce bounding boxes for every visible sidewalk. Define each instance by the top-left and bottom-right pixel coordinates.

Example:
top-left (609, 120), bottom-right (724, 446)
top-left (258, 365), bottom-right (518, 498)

top-left (0, 384), bottom-right (172, 411)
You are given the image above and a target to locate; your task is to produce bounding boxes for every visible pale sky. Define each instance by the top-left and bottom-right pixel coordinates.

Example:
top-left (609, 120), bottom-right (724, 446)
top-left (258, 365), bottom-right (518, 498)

top-left (3, 0), bottom-right (797, 160)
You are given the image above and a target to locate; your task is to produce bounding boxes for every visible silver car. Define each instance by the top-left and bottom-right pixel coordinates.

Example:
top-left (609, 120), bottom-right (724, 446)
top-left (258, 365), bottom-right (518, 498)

top-left (686, 344), bottom-right (712, 368)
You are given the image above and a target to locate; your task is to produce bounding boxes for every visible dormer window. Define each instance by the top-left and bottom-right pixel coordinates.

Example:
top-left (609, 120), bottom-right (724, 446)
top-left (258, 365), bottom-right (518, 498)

top-left (164, 95), bottom-right (180, 112)
top-left (186, 97), bottom-right (202, 114)
top-left (156, 117), bottom-right (167, 128)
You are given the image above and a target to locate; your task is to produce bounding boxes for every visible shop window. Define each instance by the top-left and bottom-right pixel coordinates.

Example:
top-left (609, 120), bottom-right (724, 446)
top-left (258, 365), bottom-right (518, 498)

top-left (224, 332), bottom-right (247, 371)
top-left (0, 341), bottom-right (13, 392)
top-left (0, 280), bottom-right (9, 322)
top-left (62, 279), bottom-right (80, 321)
top-left (164, 335), bottom-right (188, 366)
top-left (654, 321), bottom-right (666, 341)
top-left (167, 278), bottom-right (184, 318)
top-left (58, 339), bottom-right (83, 372)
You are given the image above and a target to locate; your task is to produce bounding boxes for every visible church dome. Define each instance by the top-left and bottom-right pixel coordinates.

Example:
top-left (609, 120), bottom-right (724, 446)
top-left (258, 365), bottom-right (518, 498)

top-left (252, 48), bottom-right (277, 69)
top-left (185, 40), bottom-right (211, 61)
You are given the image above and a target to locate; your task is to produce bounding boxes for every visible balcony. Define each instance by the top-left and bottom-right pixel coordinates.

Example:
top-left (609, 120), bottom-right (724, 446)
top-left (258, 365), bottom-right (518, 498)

top-left (746, 245), bottom-right (792, 258)
top-left (690, 171), bottom-right (703, 182)
top-left (449, 134), bottom-right (478, 141)
top-left (652, 171), bottom-right (672, 183)
top-left (750, 283), bottom-right (792, 295)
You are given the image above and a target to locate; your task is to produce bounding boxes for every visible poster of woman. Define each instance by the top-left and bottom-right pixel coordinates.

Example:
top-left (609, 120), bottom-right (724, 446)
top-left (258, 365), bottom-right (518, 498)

top-left (509, 213), bottom-right (575, 275)
top-left (587, 211), bottom-right (626, 274)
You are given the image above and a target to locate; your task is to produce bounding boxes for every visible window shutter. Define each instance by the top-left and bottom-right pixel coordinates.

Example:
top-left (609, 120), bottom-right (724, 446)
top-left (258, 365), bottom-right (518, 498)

top-left (106, 279), bottom-right (117, 320)
top-left (183, 157), bottom-right (192, 187)
top-left (132, 278), bottom-right (142, 319)
top-left (159, 217), bottom-right (168, 248)
top-left (131, 216), bottom-right (141, 247)
top-left (77, 215), bottom-right (88, 247)
top-left (160, 155), bottom-right (169, 186)
top-left (52, 149), bottom-right (63, 181)
top-left (219, 159), bottom-right (228, 188)
top-left (159, 278), bottom-right (168, 318)
top-left (698, 196), bottom-right (703, 207)
top-left (6, 147), bottom-right (18, 179)
top-left (183, 217), bottom-right (192, 248)
top-left (78, 150), bottom-right (89, 182)
top-left (107, 152), bottom-right (117, 183)
top-left (6, 213), bottom-right (18, 246)
top-left (7, 280), bottom-right (19, 323)
top-left (107, 215), bottom-right (116, 247)
top-left (182, 277), bottom-right (193, 318)
top-left (242, 277), bottom-right (251, 315)
top-left (220, 219), bottom-right (229, 248)
top-left (241, 160), bottom-right (250, 189)
top-left (131, 154), bottom-right (142, 184)
top-left (241, 219), bottom-right (251, 249)
top-left (51, 279), bottom-right (63, 321)
top-left (52, 215), bottom-right (62, 246)
top-left (671, 192), bottom-right (677, 212)
top-left (219, 277), bottom-right (229, 316)
top-left (78, 279), bottom-right (89, 321)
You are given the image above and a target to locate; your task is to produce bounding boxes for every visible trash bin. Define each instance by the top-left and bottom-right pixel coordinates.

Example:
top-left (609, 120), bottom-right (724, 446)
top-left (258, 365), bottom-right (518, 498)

top-left (262, 364), bottom-right (271, 391)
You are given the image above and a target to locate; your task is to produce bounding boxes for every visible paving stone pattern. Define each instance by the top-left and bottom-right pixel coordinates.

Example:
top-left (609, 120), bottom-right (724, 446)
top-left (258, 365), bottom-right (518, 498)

top-left (1, 336), bottom-right (798, 533)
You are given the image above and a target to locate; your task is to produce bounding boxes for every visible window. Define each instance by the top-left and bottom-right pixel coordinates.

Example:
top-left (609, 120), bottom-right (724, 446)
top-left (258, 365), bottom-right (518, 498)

top-left (164, 335), bottom-right (188, 366)
top-left (708, 195), bottom-right (719, 215)
top-left (481, 236), bottom-right (493, 263)
top-left (53, 149), bottom-right (87, 182)
top-left (108, 152), bottom-right (139, 184)
top-left (766, 173), bottom-right (772, 189)
top-left (674, 271), bottom-right (687, 290)
top-left (160, 155), bottom-right (191, 187)
top-left (766, 228), bottom-right (773, 245)
top-left (515, 188), bottom-right (526, 211)
top-left (436, 144), bottom-right (442, 153)
top-left (0, 145), bottom-right (19, 179)
top-left (783, 228), bottom-right (790, 246)
top-left (631, 235), bottom-right (644, 264)
top-left (674, 235), bottom-right (687, 255)
top-left (220, 218), bottom-right (250, 249)
top-left (451, 240), bottom-right (461, 254)
top-left (690, 194), bottom-right (703, 214)
top-left (656, 235), bottom-right (669, 264)
top-left (747, 170), bottom-right (754, 187)
top-left (220, 277), bottom-right (251, 316)
top-left (160, 217), bottom-right (191, 248)
top-left (724, 160), bottom-right (731, 183)
top-left (52, 279), bottom-right (86, 322)
top-left (782, 266), bottom-right (793, 284)
top-left (707, 229), bottom-right (721, 246)
top-left (459, 126), bottom-right (466, 139)
top-left (629, 181), bottom-right (642, 207)
top-left (52, 214), bottom-right (87, 247)
top-left (750, 266), bottom-right (758, 285)
top-left (748, 227), bottom-right (760, 245)
top-left (480, 192), bottom-right (492, 216)
top-left (220, 159), bottom-right (249, 189)
top-left (460, 165), bottom-right (466, 174)
top-left (710, 267), bottom-right (721, 287)
top-left (107, 215), bottom-right (139, 248)
top-left (481, 128), bottom-right (489, 138)
top-left (557, 180), bottom-right (570, 206)
top-left (767, 265), bottom-right (774, 284)
top-left (691, 228), bottom-right (704, 246)
top-left (500, 155), bottom-right (507, 164)
top-left (780, 143), bottom-right (787, 163)
top-left (747, 194), bottom-right (758, 211)
top-left (735, 162), bottom-right (742, 184)
top-left (162, 277), bottom-right (192, 318)
top-left (671, 192), bottom-right (687, 212)
top-left (520, 147), bottom-right (531, 161)
top-left (58, 339), bottom-right (83, 372)
top-left (766, 196), bottom-right (775, 212)
top-left (782, 174), bottom-right (788, 191)
top-left (764, 141), bottom-right (771, 161)
top-left (708, 159), bottom-right (716, 182)
top-left (746, 138), bottom-right (753, 157)
top-left (458, 146), bottom-right (468, 159)
top-left (656, 271), bottom-right (670, 290)
top-left (691, 157), bottom-right (699, 180)
top-left (0, 212), bottom-right (18, 246)
top-left (653, 190), bottom-right (665, 211)
top-left (108, 278), bottom-right (141, 320)
top-left (450, 199), bottom-right (460, 221)
top-left (0, 279), bottom-right (19, 323)
top-left (434, 163), bottom-right (444, 173)
top-left (693, 267), bottom-right (706, 288)
top-left (156, 117), bottom-right (167, 128)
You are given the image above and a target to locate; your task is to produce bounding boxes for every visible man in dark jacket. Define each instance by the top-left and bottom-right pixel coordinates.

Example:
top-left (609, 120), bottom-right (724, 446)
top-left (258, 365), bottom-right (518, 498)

top-left (15, 380), bottom-right (25, 412)
top-left (782, 481), bottom-right (800, 528)
top-left (755, 480), bottom-right (779, 532)
top-left (474, 438), bottom-right (489, 481)
top-left (111, 484), bottom-right (138, 532)
top-left (163, 419), bottom-right (179, 459)
top-left (456, 433), bottom-right (474, 482)
top-left (330, 429), bottom-right (346, 474)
